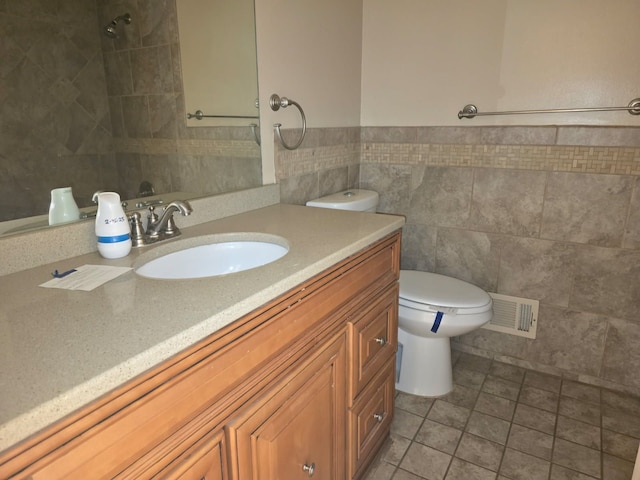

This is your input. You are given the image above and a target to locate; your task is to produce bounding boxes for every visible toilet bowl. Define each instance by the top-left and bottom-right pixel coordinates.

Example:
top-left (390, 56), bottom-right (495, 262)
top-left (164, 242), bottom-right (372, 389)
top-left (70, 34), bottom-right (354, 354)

top-left (397, 270), bottom-right (492, 396)
top-left (305, 189), bottom-right (493, 397)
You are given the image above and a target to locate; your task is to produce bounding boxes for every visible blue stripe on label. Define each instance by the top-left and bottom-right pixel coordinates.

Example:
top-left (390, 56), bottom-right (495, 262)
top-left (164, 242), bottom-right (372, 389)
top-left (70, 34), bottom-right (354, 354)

top-left (97, 233), bottom-right (130, 243)
top-left (431, 311), bottom-right (444, 333)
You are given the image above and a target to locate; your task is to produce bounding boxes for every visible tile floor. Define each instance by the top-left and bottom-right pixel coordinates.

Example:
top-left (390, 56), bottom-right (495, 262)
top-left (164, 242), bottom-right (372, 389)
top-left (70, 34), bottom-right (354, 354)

top-left (364, 352), bottom-right (640, 480)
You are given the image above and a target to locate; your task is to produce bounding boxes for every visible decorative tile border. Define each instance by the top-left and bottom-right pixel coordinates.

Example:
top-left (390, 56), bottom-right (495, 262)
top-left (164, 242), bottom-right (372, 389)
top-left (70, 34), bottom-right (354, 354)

top-left (276, 144), bottom-right (360, 179)
top-left (114, 138), bottom-right (260, 158)
top-left (177, 139), bottom-right (260, 158)
top-left (361, 142), bottom-right (640, 175)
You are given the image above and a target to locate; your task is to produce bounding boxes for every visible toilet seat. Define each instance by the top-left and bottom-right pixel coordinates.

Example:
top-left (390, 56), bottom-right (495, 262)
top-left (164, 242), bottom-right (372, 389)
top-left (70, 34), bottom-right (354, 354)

top-left (399, 271), bottom-right (492, 315)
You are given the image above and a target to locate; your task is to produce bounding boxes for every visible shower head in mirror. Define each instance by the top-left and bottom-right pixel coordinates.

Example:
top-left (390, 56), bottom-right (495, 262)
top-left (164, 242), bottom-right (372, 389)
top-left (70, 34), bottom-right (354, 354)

top-left (104, 13), bottom-right (132, 39)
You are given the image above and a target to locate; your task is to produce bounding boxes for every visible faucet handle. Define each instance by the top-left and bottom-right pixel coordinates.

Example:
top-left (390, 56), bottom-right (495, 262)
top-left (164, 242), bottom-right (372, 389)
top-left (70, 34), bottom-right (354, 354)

top-left (147, 205), bottom-right (158, 226)
top-left (128, 212), bottom-right (146, 247)
top-left (164, 215), bottom-right (181, 237)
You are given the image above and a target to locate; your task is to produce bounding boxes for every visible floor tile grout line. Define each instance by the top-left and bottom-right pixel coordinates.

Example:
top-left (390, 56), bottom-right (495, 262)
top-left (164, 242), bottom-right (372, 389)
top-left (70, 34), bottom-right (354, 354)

top-left (381, 355), bottom-right (640, 480)
top-left (490, 357), bottom-right (523, 480)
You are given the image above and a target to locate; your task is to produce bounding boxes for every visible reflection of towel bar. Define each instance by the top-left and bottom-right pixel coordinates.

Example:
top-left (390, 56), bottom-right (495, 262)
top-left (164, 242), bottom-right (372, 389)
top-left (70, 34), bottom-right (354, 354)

top-left (458, 97), bottom-right (640, 119)
top-left (187, 110), bottom-right (259, 120)
top-left (270, 93), bottom-right (307, 150)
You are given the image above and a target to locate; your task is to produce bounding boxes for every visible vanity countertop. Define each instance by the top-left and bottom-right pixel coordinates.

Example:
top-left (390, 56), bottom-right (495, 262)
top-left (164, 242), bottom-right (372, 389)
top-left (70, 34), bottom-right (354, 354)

top-left (0, 203), bottom-right (404, 452)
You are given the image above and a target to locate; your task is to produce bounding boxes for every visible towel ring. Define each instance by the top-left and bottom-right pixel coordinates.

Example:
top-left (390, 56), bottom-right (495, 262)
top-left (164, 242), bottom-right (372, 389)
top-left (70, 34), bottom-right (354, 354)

top-left (270, 93), bottom-right (307, 150)
top-left (249, 123), bottom-right (261, 146)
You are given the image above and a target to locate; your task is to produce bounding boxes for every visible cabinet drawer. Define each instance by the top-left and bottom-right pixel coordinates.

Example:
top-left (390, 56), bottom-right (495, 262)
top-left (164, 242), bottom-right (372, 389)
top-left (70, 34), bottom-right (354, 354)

top-left (348, 360), bottom-right (395, 479)
top-left (348, 285), bottom-right (398, 400)
top-left (156, 432), bottom-right (225, 480)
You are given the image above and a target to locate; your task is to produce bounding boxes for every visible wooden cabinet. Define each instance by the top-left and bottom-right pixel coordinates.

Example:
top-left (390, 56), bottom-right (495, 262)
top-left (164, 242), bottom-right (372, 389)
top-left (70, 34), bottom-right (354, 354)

top-left (0, 232), bottom-right (400, 480)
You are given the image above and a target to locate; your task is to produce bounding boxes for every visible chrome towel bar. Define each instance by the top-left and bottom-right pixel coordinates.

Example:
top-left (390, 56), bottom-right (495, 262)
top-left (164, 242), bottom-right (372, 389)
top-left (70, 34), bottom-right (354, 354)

top-left (186, 110), bottom-right (259, 120)
top-left (458, 97), bottom-right (640, 119)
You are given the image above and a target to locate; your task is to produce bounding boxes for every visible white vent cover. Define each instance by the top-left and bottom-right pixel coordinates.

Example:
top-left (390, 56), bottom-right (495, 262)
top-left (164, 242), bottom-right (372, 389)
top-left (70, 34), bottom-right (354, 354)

top-left (483, 293), bottom-right (539, 339)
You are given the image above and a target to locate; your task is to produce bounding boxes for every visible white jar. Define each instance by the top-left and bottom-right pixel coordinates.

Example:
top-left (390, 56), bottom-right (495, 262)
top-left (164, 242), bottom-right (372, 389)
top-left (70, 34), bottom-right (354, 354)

top-left (48, 187), bottom-right (80, 225)
top-left (95, 192), bottom-right (132, 259)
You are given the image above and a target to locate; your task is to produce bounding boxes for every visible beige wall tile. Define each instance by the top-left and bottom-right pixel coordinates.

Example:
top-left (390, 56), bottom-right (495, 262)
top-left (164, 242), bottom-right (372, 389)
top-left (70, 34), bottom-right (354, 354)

top-left (468, 169), bottom-right (547, 236)
top-left (435, 228), bottom-right (502, 292)
top-left (623, 177), bottom-right (640, 249)
top-left (526, 305), bottom-right (608, 378)
top-left (361, 163), bottom-right (413, 215)
top-left (498, 237), bottom-right (575, 307)
top-left (400, 224), bottom-right (437, 272)
top-left (406, 166), bottom-right (473, 227)
top-left (541, 172), bottom-right (633, 247)
top-left (572, 246), bottom-right (640, 321)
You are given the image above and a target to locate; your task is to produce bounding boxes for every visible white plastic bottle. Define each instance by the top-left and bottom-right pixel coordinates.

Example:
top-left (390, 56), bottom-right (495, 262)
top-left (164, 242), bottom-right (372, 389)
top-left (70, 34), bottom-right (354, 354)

top-left (95, 192), bottom-right (132, 259)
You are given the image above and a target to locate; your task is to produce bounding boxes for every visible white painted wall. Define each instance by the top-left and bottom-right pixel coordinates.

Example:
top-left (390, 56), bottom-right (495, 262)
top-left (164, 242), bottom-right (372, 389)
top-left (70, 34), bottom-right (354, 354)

top-left (361, 0), bottom-right (640, 126)
top-left (255, 0), bottom-right (364, 183)
top-left (178, 0), bottom-right (259, 127)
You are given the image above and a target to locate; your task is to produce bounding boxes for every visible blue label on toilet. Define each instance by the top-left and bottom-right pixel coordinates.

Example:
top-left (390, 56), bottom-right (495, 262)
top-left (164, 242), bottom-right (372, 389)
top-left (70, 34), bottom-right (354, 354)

top-left (431, 311), bottom-right (444, 333)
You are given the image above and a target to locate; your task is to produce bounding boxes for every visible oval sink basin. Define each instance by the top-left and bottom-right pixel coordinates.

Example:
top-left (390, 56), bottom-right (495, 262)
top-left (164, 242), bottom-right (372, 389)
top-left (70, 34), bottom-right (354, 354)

top-left (135, 237), bottom-right (289, 280)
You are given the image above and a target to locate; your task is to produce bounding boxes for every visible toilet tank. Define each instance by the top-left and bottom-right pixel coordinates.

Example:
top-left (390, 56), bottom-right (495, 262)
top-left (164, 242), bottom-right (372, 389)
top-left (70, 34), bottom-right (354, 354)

top-left (305, 189), bottom-right (379, 212)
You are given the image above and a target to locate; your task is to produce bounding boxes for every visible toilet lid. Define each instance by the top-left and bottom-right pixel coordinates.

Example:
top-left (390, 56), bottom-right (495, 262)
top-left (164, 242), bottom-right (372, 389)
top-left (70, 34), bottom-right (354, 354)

top-left (399, 270), bottom-right (492, 313)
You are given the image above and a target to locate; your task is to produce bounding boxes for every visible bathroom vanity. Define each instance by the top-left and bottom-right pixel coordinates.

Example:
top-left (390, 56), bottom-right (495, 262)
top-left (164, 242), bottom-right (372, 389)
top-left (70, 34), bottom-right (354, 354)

top-left (0, 204), bottom-right (403, 479)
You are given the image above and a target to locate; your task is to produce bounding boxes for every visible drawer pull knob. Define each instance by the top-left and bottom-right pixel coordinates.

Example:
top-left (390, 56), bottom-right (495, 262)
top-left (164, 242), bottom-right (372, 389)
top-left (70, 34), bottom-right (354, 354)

top-left (375, 337), bottom-right (387, 345)
top-left (373, 412), bottom-right (384, 422)
top-left (302, 462), bottom-right (315, 476)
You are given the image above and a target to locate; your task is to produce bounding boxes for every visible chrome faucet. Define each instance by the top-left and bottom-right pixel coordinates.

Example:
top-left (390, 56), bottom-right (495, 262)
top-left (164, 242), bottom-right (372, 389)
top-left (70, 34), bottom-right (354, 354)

top-left (147, 201), bottom-right (192, 239)
top-left (129, 200), bottom-right (192, 246)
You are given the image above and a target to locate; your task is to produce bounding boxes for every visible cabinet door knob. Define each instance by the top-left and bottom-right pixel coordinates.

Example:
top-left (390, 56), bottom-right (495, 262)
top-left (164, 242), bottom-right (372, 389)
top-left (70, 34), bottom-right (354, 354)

top-left (374, 337), bottom-right (387, 345)
top-left (302, 462), bottom-right (316, 476)
top-left (373, 412), bottom-right (384, 422)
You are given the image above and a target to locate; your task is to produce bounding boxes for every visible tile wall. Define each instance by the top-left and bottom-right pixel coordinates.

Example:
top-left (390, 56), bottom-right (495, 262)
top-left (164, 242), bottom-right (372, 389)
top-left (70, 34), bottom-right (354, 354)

top-left (0, 1), bottom-right (115, 220)
top-left (276, 127), bottom-right (361, 204)
top-left (98, 0), bottom-right (262, 201)
top-left (276, 124), bottom-right (640, 396)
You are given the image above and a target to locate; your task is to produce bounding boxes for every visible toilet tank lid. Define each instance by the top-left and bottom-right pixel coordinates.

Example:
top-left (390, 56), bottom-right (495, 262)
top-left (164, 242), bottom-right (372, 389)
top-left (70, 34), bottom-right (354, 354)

top-left (399, 270), bottom-right (491, 309)
top-left (306, 189), bottom-right (379, 211)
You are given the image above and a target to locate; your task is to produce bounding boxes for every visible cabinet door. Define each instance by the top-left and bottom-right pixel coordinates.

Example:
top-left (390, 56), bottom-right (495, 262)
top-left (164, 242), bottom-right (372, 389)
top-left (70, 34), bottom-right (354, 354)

top-left (227, 334), bottom-right (347, 480)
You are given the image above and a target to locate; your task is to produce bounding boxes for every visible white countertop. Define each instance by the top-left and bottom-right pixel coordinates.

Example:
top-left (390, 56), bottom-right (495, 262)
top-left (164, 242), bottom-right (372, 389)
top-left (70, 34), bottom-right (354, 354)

top-left (0, 204), bottom-right (404, 452)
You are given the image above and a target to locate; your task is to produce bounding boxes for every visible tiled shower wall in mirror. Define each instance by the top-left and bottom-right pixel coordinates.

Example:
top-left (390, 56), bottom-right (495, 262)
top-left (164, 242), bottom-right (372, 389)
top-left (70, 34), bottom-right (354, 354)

top-left (276, 125), bottom-right (640, 396)
top-left (0, 0), bottom-right (261, 222)
top-left (100, 0), bottom-right (261, 202)
top-left (0, 2), bottom-right (115, 220)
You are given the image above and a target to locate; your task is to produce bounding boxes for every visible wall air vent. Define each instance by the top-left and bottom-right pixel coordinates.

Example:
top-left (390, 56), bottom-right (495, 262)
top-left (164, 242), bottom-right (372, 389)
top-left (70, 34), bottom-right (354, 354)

top-left (483, 293), bottom-right (539, 339)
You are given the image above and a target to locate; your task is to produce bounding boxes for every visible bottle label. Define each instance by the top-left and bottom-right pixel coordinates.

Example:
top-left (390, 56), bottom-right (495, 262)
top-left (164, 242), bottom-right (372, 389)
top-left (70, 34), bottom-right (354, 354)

top-left (97, 233), bottom-right (131, 244)
top-left (102, 216), bottom-right (127, 225)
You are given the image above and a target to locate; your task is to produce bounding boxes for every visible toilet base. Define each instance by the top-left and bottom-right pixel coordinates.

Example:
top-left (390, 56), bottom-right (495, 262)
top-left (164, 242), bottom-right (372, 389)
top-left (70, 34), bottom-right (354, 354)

top-left (395, 327), bottom-right (454, 397)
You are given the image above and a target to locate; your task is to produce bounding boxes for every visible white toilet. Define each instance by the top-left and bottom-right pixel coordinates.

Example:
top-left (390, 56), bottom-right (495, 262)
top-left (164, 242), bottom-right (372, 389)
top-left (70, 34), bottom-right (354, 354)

top-left (396, 271), bottom-right (492, 396)
top-left (306, 189), bottom-right (493, 397)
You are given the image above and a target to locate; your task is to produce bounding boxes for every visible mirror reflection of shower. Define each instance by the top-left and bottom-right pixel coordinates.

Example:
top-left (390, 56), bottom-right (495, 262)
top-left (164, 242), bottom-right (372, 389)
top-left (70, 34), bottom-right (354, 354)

top-left (104, 13), bottom-right (132, 39)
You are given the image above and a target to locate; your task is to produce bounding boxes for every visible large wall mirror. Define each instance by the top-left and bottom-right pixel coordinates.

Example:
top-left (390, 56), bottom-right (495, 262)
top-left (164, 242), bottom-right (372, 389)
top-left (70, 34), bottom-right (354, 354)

top-left (0, 0), bottom-right (262, 236)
